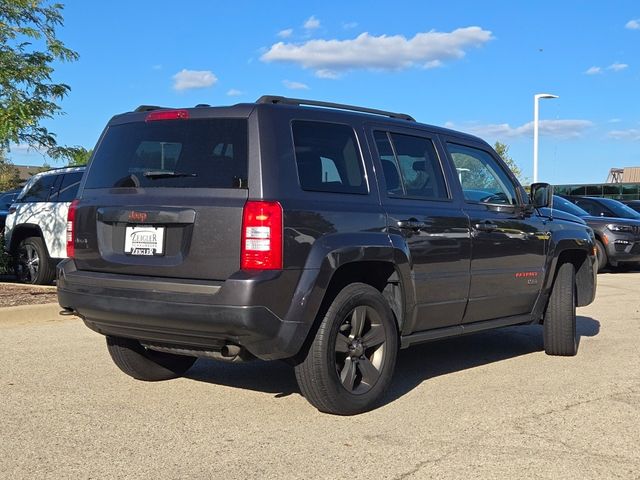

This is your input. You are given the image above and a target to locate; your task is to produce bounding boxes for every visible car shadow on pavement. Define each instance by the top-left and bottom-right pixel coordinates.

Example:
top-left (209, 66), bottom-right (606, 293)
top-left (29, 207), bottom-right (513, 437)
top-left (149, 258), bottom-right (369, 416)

top-left (383, 316), bottom-right (600, 406)
top-left (184, 316), bottom-right (600, 404)
top-left (185, 357), bottom-right (300, 398)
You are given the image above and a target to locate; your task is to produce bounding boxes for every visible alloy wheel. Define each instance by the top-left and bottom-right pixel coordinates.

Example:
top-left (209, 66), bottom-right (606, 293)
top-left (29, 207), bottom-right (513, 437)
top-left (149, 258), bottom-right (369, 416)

top-left (17, 243), bottom-right (39, 283)
top-left (334, 305), bottom-right (387, 394)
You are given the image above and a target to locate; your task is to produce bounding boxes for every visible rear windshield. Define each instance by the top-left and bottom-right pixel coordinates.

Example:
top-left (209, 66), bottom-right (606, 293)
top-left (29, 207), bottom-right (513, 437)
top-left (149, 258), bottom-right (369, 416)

top-left (84, 118), bottom-right (248, 189)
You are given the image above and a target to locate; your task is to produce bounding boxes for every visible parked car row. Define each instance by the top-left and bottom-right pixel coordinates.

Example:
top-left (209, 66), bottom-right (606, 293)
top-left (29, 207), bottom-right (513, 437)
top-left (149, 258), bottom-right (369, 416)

top-left (2, 167), bottom-right (639, 285)
top-left (2, 167), bottom-right (85, 283)
top-left (554, 195), bottom-right (640, 271)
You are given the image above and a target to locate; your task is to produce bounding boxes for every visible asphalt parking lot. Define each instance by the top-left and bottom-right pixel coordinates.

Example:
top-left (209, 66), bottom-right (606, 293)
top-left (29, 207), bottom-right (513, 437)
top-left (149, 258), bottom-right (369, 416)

top-left (1, 272), bottom-right (639, 479)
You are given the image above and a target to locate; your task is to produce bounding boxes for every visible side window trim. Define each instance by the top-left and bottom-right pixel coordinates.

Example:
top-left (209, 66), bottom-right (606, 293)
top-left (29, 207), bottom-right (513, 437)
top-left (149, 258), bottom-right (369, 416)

top-left (445, 140), bottom-right (519, 206)
top-left (290, 119), bottom-right (370, 195)
top-left (372, 128), bottom-right (452, 202)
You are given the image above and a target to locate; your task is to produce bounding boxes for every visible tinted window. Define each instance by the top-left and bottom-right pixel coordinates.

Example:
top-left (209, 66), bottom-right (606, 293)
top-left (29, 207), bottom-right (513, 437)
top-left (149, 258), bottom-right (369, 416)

top-left (0, 192), bottom-right (18, 207)
top-left (447, 143), bottom-right (517, 205)
top-left (51, 172), bottom-right (83, 202)
top-left (84, 119), bottom-right (248, 189)
top-left (21, 175), bottom-right (57, 202)
top-left (574, 199), bottom-right (609, 217)
top-left (597, 198), bottom-right (640, 219)
top-left (292, 121), bottom-right (367, 194)
top-left (374, 131), bottom-right (447, 200)
top-left (373, 131), bottom-right (403, 196)
top-left (553, 196), bottom-right (589, 217)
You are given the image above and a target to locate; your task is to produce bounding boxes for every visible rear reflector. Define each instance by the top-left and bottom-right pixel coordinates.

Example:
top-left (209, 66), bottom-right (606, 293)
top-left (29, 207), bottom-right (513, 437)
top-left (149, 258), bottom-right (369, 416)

top-left (66, 199), bottom-right (79, 258)
top-left (241, 201), bottom-right (283, 270)
top-left (145, 109), bottom-right (189, 122)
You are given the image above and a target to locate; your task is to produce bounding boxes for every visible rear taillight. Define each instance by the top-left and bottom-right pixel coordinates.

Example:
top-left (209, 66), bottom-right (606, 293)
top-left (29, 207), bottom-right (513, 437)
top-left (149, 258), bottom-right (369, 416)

top-left (241, 201), bottom-right (283, 270)
top-left (145, 109), bottom-right (189, 122)
top-left (66, 199), bottom-right (79, 258)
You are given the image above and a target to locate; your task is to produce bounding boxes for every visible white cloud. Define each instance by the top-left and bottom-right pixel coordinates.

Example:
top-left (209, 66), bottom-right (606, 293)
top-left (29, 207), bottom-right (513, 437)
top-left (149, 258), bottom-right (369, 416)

top-left (304, 15), bottom-right (320, 30)
top-left (261, 27), bottom-right (493, 76)
top-left (315, 69), bottom-right (340, 79)
top-left (608, 62), bottom-right (628, 71)
top-left (625, 19), bottom-right (640, 30)
top-left (277, 28), bottom-right (293, 38)
top-left (282, 80), bottom-right (310, 90)
top-left (172, 69), bottom-right (218, 91)
top-left (608, 128), bottom-right (640, 141)
top-left (152, 64), bottom-right (162, 70)
top-left (450, 119), bottom-right (594, 140)
top-left (343, 22), bottom-right (358, 30)
top-left (585, 66), bottom-right (602, 75)
top-left (226, 89), bottom-right (244, 97)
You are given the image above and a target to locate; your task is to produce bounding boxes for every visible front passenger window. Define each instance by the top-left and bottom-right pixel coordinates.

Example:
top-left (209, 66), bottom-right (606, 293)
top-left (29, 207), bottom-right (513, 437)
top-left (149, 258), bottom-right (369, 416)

top-left (447, 143), bottom-right (517, 205)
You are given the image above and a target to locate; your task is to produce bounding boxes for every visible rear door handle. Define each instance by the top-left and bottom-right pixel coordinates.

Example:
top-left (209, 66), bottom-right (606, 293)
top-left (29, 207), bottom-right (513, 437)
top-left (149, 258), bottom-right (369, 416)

top-left (474, 221), bottom-right (498, 232)
top-left (397, 219), bottom-right (430, 231)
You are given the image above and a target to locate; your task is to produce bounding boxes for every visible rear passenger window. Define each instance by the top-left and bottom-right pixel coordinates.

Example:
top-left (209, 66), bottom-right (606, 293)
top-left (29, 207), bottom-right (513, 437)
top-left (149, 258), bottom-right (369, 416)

top-left (51, 172), bottom-right (83, 202)
top-left (292, 121), bottom-right (367, 194)
top-left (373, 131), bottom-right (448, 200)
top-left (20, 175), bottom-right (57, 202)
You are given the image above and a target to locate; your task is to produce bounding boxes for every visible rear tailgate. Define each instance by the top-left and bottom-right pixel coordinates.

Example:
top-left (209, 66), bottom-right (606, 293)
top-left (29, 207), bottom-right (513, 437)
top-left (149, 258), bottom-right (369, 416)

top-left (74, 113), bottom-right (249, 281)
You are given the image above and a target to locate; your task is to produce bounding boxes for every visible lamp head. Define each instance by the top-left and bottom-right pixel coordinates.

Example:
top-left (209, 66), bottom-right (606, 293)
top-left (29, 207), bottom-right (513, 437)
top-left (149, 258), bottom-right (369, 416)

top-left (535, 93), bottom-right (559, 100)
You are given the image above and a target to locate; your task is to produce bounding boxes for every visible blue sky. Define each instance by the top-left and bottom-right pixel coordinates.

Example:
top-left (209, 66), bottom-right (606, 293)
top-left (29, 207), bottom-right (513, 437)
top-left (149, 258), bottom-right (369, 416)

top-left (10, 0), bottom-right (640, 185)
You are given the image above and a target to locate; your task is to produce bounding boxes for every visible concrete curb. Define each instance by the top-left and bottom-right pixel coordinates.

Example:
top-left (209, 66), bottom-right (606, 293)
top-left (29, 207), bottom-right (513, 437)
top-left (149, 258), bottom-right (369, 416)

top-left (0, 303), bottom-right (63, 323)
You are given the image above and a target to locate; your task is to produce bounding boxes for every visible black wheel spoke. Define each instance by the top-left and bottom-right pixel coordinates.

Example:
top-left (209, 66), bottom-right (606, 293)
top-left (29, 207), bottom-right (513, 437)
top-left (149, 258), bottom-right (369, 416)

top-left (358, 357), bottom-right (380, 387)
top-left (335, 333), bottom-right (350, 353)
top-left (350, 306), bottom-right (366, 338)
top-left (361, 325), bottom-right (386, 348)
top-left (340, 358), bottom-right (357, 390)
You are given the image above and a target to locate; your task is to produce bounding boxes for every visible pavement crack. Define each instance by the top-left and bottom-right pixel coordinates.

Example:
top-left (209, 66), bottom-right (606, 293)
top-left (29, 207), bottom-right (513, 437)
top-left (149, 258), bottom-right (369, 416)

top-left (393, 450), bottom-right (453, 480)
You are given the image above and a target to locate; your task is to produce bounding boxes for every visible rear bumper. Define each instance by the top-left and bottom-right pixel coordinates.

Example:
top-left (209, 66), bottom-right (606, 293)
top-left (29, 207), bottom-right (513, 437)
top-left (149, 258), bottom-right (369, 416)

top-left (56, 259), bottom-right (307, 360)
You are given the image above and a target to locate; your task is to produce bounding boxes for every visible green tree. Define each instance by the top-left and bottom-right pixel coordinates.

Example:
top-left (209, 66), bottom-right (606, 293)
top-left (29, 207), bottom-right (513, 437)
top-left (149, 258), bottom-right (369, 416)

top-left (494, 141), bottom-right (526, 184)
top-left (0, 0), bottom-right (78, 159)
top-left (0, 148), bottom-right (21, 190)
top-left (66, 146), bottom-right (92, 166)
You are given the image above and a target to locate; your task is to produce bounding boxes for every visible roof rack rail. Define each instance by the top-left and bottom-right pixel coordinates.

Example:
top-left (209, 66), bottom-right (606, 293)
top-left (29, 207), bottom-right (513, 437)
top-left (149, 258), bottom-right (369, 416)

top-left (256, 95), bottom-right (415, 122)
top-left (134, 105), bottom-right (165, 112)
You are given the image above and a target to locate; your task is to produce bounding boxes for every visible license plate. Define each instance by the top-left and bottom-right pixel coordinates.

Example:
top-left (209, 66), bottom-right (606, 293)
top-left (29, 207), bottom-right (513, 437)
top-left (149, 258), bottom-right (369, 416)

top-left (124, 226), bottom-right (165, 256)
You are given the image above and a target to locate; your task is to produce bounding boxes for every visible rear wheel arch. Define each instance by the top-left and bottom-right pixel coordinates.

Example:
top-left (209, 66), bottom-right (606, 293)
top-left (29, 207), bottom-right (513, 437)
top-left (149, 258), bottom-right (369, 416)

top-left (9, 224), bottom-right (46, 254)
top-left (290, 258), bottom-right (407, 364)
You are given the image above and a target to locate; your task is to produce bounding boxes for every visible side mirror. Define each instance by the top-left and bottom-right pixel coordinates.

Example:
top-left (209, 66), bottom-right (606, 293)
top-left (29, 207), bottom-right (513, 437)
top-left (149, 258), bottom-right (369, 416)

top-left (530, 182), bottom-right (554, 208)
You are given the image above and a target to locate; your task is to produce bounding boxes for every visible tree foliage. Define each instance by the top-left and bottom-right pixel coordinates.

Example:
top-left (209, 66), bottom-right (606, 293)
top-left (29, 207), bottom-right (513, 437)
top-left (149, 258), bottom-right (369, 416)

top-left (66, 146), bottom-right (92, 166)
top-left (493, 141), bottom-right (526, 184)
top-left (0, 148), bottom-right (21, 190)
top-left (0, 0), bottom-right (78, 159)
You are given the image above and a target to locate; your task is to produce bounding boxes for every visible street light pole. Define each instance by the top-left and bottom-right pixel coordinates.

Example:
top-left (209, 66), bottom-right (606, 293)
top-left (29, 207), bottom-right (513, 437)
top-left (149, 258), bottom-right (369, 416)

top-left (533, 93), bottom-right (558, 183)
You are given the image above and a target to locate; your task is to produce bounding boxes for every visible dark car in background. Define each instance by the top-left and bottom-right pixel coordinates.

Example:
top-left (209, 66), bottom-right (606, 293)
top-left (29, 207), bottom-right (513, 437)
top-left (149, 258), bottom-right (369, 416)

top-left (555, 195), bottom-right (640, 271)
top-left (0, 189), bottom-right (21, 231)
top-left (622, 200), bottom-right (640, 214)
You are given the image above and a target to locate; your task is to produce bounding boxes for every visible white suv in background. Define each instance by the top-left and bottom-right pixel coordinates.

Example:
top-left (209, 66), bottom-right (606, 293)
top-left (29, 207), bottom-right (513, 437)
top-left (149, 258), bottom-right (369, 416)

top-left (4, 166), bottom-right (85, 284)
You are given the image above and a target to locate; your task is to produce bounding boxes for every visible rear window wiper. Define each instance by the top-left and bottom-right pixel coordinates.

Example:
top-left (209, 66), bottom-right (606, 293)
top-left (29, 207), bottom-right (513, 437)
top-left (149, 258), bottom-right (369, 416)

top-left (143, 170), bottom-right (198, 179)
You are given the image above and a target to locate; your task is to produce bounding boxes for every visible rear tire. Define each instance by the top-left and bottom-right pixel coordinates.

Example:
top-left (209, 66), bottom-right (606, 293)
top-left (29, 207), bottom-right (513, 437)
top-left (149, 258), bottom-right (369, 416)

top-left (544, 263), bottom-right (577, 356)
top-left (14, 236), bottom-right (55, 285)
top-left (595, 240), bottom-right (607, 272)
top-left (294, 283), bottom-right (398, 415)
top-left (106, 336), bottom-right (196, 381)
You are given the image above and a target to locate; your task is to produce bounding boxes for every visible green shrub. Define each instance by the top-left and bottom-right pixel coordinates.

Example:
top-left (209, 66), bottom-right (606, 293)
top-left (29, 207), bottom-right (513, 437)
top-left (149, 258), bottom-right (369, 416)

top-left (0, 234), bottom-right (13, 275)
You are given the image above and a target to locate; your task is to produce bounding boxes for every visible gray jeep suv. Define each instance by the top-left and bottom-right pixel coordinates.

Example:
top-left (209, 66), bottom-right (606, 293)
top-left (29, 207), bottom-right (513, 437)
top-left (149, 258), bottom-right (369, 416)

top-left (58, 96), bottom-right (597, 414)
